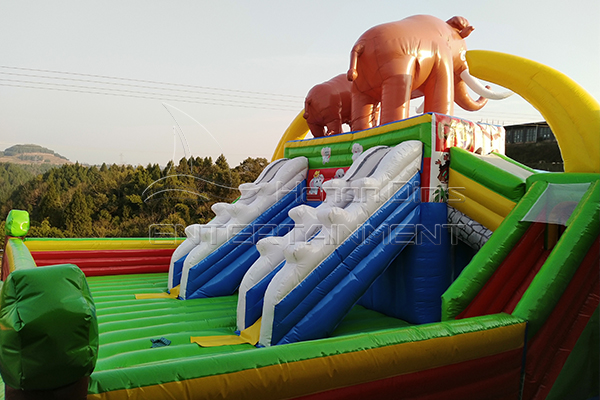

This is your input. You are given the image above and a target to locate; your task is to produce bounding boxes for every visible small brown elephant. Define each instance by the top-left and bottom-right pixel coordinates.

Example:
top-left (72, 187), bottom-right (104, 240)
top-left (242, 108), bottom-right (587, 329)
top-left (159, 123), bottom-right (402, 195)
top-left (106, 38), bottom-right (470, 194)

top-left (304, 74), bottom-right (379, 137)
top-left (304, 74), bottom-right (352, 137)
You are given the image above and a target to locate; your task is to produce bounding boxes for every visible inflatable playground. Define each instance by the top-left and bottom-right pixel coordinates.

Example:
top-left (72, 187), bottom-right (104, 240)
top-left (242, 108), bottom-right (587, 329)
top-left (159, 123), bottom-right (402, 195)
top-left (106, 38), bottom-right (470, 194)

top-left (0, 15), bottom-right (598, 400)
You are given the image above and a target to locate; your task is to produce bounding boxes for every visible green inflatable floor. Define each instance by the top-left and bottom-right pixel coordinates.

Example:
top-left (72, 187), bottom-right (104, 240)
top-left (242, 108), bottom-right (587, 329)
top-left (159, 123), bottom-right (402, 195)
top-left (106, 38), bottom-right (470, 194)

top-left (89, 273), bottom-right (411, 378)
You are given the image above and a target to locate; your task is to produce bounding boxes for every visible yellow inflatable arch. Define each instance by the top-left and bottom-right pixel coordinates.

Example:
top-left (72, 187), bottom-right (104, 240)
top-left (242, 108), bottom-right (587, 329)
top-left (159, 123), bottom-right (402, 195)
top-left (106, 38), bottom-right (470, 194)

top-left (466, 50), bottom-right (599, 173)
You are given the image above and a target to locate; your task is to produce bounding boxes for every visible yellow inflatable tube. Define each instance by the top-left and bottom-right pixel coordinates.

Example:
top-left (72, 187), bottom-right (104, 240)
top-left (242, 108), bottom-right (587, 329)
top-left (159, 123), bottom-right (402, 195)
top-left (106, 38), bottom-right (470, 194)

top-left (271, 110), bottom-right (310, 161)
top-left (448, 169), bottom-right (516, 218)
top-left (448, 189), bottom-right (505, 232)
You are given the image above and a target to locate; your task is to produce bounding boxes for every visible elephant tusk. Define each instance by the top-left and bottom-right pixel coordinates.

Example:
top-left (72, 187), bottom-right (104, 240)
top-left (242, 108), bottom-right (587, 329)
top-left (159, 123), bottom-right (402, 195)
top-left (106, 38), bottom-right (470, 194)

top-left (416, 101), bottom-right (424, 114)
top-left (460, 69), bottom-right (513, 100)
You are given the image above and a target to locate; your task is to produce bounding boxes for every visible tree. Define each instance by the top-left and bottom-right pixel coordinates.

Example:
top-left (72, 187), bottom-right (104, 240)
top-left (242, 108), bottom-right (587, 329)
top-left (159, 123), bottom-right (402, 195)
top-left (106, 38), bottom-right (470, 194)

top-left (234, 157), bottom-right (269, 183)
top-left (63, 189), bottom-right (93, 237)
top-left (209, 154), bottom-right (240, 201)
top-left (38, 181), bottom-right (63, 228)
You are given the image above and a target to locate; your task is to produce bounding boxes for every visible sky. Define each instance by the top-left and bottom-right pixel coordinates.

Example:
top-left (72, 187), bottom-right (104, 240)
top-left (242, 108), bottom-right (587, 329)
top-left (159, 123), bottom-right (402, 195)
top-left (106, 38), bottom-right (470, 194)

top-left (1, 1), bottom-right (598, 167)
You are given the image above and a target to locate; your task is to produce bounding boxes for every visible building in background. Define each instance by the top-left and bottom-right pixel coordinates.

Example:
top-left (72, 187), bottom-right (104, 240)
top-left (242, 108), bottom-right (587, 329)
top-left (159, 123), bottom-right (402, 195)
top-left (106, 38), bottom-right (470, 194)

top-left (504, 121), bottom-right (563, 171)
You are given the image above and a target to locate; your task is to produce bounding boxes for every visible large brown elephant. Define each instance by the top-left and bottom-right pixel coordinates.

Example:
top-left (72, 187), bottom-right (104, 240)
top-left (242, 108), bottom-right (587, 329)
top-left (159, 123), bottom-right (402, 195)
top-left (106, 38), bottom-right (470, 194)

top-left (347, 15), bottom-right (510, 129)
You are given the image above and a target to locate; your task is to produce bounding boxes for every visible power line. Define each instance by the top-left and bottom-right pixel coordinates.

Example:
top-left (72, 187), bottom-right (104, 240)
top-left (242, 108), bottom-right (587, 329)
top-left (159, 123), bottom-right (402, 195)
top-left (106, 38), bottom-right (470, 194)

top-left (0, 77), bottom-right (299, 110)
top-left (0, 65), bottom-right (304, 100)
top-left (0, 82), bottom-right (299, 112)
top-left (0, 71), bottom-right (301, 104)
top-left (0, 65), bottom-right (542, 121)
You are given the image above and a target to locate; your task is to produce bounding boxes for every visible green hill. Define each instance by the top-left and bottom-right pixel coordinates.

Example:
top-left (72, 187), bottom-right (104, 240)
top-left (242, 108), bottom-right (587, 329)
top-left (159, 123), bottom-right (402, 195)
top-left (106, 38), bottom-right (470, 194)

top-left (0, 144), bottom-right (71, 166)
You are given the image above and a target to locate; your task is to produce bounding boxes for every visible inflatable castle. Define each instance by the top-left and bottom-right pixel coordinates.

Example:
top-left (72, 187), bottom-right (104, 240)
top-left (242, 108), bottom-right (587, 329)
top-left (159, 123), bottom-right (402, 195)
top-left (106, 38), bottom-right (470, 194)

top-left (0, 15), bottom-right (598, 400)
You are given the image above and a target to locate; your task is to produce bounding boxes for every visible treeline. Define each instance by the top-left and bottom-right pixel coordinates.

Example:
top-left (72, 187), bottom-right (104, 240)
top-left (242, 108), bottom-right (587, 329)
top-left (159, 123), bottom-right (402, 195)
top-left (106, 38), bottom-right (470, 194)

top-left (0, 155), bottom-right (268, 238)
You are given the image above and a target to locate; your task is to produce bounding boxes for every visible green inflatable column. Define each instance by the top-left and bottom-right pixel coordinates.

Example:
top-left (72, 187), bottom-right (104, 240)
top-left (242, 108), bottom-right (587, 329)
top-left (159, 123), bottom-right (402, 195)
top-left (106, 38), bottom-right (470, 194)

top-left (0, 210), bottom-right (99, 399)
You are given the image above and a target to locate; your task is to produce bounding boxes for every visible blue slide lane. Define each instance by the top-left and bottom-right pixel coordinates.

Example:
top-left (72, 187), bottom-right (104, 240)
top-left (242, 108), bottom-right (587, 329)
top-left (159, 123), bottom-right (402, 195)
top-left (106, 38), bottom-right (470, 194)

top-left (270, 173), bottom-right (421, 345)
top-left (183, 181), bottom-right (306, 299)
top-left (244, 260), bottom-right (287, 328)
top-left (243, 228), bottom-right (322, 328)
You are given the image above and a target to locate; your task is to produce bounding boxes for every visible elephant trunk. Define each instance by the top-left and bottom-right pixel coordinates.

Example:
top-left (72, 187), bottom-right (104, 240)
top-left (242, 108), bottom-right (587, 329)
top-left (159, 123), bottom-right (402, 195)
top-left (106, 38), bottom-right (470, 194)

top-left (347, 43), bottom-right (364, 82)
top-left (454, 79), bottom-right (488, 111)
top-left (460, 69), bottom-right (513, 100)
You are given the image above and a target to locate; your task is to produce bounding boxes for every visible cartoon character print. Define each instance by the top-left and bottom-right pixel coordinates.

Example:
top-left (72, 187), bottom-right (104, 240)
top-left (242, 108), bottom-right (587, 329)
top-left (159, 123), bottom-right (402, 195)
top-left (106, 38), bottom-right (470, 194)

top-left (334, 169), bottom-right (345, 179)
top-left (435, 152), bottom-right (450, 184)
top-left (308, 171), bottom-right (325, 195)
top-left (351, 142), bottom-right (363, 161)
top-left (321, 147), bottom-right (331, 164)
top-left (436, 117), bottom-right (475, 152)
top-left (431, 152), bottom-right (450, 203)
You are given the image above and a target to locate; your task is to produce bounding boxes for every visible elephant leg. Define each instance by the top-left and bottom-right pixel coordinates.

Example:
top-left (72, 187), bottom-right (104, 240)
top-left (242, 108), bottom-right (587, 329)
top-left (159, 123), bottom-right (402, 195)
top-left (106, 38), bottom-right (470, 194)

top-left (325, 120), bottom-right (343, 135)
top-left (351, 90), bottom-right (378, 131)
top-left (307, 122), bottom-right (326, 138)
top-left (370, 103), bottom-right (381, 127)
top-left (380, 58), bottom-right (416, 124)
top-left (423, 61), bottom-right (454, 115)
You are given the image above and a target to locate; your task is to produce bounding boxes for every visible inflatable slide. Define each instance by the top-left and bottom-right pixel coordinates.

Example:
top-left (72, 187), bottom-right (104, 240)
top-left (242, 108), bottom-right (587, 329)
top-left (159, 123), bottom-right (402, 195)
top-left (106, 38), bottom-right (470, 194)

top-left (236, 144), bottom-right (392, 331)
top-left (0, 47), bottom-right (598, 400)
top-left (257, 141), bottom-right (422, 346)
top-left (170, 156), bottom-right (308, 299)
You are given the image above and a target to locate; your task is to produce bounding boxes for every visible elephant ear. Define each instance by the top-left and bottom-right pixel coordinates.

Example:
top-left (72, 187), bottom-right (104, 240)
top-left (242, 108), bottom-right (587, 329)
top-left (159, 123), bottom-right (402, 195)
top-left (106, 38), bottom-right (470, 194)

top-left (446, 16), bottom-right (474, 38)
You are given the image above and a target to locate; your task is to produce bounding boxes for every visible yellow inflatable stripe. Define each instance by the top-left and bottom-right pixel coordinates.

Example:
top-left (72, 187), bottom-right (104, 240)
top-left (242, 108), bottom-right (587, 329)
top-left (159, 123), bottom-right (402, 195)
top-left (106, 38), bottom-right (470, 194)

top-left (90, 321), bottom-right (525, 400)
top-left (190, 318), bottom-right (261, 347)
top-left (135, 285), bottom-right (180, 300)
top-left (24, 239), bottom-right (182, 251)
top-left (449, 189), bottom-right (504, 231)
top-left (190, 335), bottom-right (251, 347)
top-left (448, 169), bottom-right (516, 218)
top-left (282, 114), bottom-right (432, 150)
top-left (4, 239), bottom-right (16, 276)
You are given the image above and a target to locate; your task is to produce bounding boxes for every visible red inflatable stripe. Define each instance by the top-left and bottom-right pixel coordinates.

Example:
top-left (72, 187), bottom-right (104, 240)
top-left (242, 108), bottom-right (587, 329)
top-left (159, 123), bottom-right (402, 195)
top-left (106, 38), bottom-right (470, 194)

top-left (298, 348), bottom-right (523, 400)
top-left (483, 232), bottom-right (545, 314)
top-left (30, 248), bottom-right (175, 277)
top-left (34, 256), bottom-right (171, 268)
top-left (460, 223), bottom-right (545, 318)
top-left (30, 248), bottom-right (174, 260)
top-left (503, 249), bottom-right (551, 314)
top-left (522, 237), bottom-right (600, 399)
